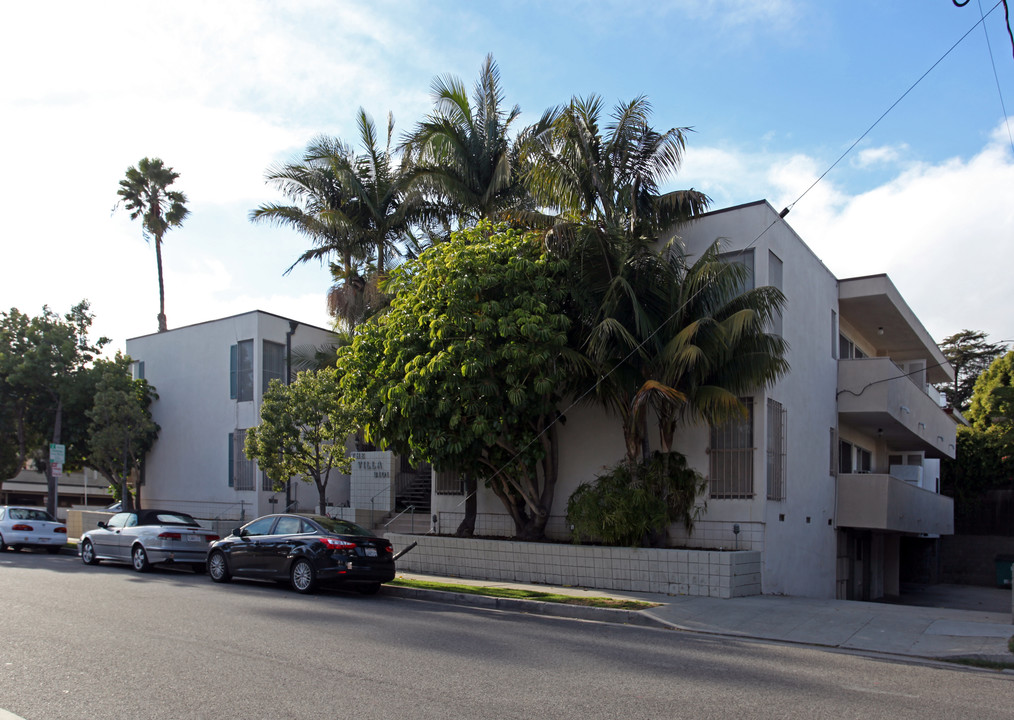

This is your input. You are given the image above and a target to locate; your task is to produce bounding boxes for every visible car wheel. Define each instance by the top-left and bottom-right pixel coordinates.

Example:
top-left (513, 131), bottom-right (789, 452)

top-left (80, 540), bottom-right (99, 565)
top-left (0, 533), bottom-right (6, 551)
top-left (357, 582), bottom-right (382, 596)
top-left (208, 551), bottom-right (231, 583)
top-left (290, 558), bottom-right (316, 594)
top-left (131, 545), bottom-right (151, 572)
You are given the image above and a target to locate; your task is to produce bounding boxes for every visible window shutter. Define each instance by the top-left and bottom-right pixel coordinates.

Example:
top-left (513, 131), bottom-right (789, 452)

top-left (230, 345), bottom-right (238, 399)
top-left (228, 432), bottom-right (234, 487)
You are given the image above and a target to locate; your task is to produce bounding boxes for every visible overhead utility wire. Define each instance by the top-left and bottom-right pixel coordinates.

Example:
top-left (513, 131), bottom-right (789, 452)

top-left (954, 0), bottom-right (1014, 60)
top-left (463, 7), bottom-right (1005, 498)
top-left (977, 0), bottom-right (1014, 155)
top-left (788, 0), bottom-right (1005, 214)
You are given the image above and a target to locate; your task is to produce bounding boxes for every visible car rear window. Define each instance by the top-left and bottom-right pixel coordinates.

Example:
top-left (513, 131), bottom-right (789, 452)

top-left (312, 517), bottom-right (372, 537)
top-left (153, 513), bottom-right (200, 526)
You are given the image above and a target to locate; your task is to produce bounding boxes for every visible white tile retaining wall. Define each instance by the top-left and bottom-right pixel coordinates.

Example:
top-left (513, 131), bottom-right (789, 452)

top-left (387, 533), bottom-right (762, 598)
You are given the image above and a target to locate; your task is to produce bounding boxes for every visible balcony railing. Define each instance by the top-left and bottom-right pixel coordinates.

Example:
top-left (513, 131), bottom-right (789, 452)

top-left (836, 473), bottom-right (953, 535)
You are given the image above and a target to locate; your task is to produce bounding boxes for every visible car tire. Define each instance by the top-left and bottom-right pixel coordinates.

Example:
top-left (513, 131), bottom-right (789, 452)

top-left (80, 540), bottom-right (99, 565)
top-left (290, 558), bottom-right (316, 594)
top-left (0, 533), bottom-right (6, 551)
top-left (357, 582), bottom-right (382, 596)
top-left (131, 545), bottom-right (151, 572)
top-left (208, 551), bottom-right (231, 583)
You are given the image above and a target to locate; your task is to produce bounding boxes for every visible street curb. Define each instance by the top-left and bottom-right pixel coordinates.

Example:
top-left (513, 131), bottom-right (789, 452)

top-left (383, 585), bottom-right (671, 628)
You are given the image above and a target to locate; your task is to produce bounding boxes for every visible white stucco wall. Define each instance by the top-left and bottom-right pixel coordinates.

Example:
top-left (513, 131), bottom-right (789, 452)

top-left (126, 311), bottom-right (340, 521)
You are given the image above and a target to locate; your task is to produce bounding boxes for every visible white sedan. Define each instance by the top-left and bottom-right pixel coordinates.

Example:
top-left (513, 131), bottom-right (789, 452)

top-left (0, 506), bottom-right (68, 553)
top-left (79, 509), bottom-right (220, 572)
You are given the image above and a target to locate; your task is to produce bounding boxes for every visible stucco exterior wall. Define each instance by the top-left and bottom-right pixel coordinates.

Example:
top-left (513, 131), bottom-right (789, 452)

top-left (126, 311), bottom-right (339, 520)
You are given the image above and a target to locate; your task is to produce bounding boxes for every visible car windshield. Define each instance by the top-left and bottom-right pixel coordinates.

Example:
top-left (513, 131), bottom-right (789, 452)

top-left (311, 517), bottom-right (373, 537)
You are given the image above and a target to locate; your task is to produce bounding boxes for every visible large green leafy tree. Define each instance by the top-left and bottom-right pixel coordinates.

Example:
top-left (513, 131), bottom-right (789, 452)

top-left (0, 302), bottom-right (108, 514)
top-left (939, 330), bottom-right (1008, 412)
top-left (943, 351), bottom-right (1014, 533)
top-left (244, 368), bottom-right (363, 515)
top-left (116, 157), bottom-right (189, 333)
top-left (86, 354), bottom-right (159, 510)
top-left (339, 223), bottom-right (575, 540)
top-left (252, 110), bottom-right (409, 330)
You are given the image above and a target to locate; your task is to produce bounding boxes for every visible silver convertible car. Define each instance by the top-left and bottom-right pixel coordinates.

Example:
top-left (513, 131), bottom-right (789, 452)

top-left (79, 509), bottom-right (220, 573)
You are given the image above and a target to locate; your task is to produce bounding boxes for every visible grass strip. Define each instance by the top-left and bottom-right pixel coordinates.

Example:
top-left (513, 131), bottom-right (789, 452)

top-left (943, 657), bottom-right (1014, 671)
top-left (389, 578), bottom-right (659, 610)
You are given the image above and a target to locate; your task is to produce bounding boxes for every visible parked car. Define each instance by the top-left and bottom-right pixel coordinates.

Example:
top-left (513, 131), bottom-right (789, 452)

top-left (79, 509), bottom-right (220, 573)
top-left (207, 514), bottom-right (395, 595)
top-left (0, 506), bottom-right (67, 553)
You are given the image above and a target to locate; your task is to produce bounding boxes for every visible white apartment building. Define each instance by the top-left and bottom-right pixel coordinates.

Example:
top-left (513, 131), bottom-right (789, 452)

top-left (429, 200), bottom-right (957, 600)
top-left (125, 311), bottom-right (342, 524)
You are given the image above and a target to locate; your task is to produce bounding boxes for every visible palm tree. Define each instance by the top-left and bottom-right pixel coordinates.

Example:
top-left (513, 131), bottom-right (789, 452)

top-left (402, 54), bottom-right (553, 229)
top-left (251, 109), bottom-right (408, 329)
top-left (116, 158), bottom-right (189, 333)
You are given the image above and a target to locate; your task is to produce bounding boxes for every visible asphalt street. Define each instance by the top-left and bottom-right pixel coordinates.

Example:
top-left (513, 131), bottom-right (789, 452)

top-left (2, 551), bottom-right (1013, 719)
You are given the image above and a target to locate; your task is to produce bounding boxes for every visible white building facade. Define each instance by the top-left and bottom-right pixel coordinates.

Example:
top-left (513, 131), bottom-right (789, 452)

top-left (125, 311), bottom-right (342, 524)
top-left (429, 200), bottom-right (957, 600)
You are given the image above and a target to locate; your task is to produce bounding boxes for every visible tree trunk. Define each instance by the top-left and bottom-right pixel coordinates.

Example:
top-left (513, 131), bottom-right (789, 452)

top-left (454, 473), bottom-right (477, 537)
top-left (155, 234), bottom-right (168, 333)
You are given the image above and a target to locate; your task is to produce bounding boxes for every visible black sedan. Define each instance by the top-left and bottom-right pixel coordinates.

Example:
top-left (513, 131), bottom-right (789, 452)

top-left (206, 514), bottom-right (395, 594)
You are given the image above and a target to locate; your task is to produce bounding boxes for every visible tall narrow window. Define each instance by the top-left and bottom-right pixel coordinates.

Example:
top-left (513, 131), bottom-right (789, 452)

top-left (768, 251), bottom-right (783, 337)
top-left (719, 248), bottom-right (755, 295)
top-left (839, 439), bottom-right (854, 474)
top-left (831, 310), bottom-right (838, 359)
top-left (263, 340), bottom-right (286, 395)
top-left (231, 429), bottom-right (255, 490)
top-left (230, 340), bottom-right (254, 402)
top-left (766, 399), bottom-right (786, 500)
top-left (710, 398), bottom-right (754, 499)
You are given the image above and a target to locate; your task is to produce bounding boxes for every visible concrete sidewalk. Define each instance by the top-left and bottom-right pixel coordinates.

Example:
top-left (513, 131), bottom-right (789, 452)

top-left (389, 572), bottom-right (1014, 664)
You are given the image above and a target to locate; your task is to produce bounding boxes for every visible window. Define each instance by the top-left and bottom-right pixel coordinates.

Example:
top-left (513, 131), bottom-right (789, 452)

top-left (838, 334), bottom-right (866, 360)
top-left (710, 398), bottom-right (754, 499)
top-left (768, 251), bottom-right (783, 337)
top-left (435, 469), bottom-right (464, 495)
top-left (263, 340), bottom-right (286, 395)
top-left (829, 427), bottom-right (838, 475)
top-left (230, 340), bottom-right (254, 401)
top-left (839, 440), bottom-right (872, 474)
top-left (273, 516), bottom-right (302, 535)
top-left (719, 248), bottom-right (754, 295)
top-left (132, 361), bottom-right (145, 380)
top-left (229, 430), bottom-right (255, 490)
top-left (831, 310), bottom-right (838, 358)
top-left (242, 516), bottom-right (277, 536)
top-left (766, 399), bottom-right (786, 500)
top-left (261, 470), bottom-right (276, 492)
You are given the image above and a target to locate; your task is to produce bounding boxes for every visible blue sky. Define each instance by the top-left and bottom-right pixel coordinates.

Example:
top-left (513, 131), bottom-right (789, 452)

top-left (2, 0), bottom-right (1012, 351)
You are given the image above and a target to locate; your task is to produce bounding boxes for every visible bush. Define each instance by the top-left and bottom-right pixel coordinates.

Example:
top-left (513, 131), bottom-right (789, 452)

top-left (566, 451), bottom-right (706, 547)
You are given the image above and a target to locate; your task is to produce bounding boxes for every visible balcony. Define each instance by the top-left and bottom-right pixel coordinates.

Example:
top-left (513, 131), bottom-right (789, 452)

top-left (837, 473), bottom-right (953, 535)
top-left (837, 357), bottom-right (956, 459)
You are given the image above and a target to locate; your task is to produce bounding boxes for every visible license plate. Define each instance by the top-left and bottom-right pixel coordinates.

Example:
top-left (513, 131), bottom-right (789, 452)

top-left (365, 547), bottom-right (377, 557)
top-left (187, 535), bottom-right (201, 543)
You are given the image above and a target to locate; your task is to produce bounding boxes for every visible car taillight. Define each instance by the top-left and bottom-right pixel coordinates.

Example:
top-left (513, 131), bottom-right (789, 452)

top-left (382, 542), bottom-right (392, 554)
top-left (158, 532), bottom-right (182, 540)
top-left (12, 524), bottom-right (32, 531)
top-left (319, 538), bottom-right (356, 551)
top-left (204, 534), bottom-right (220, 542)
top-left (55, 527), bottom-right (67, 534)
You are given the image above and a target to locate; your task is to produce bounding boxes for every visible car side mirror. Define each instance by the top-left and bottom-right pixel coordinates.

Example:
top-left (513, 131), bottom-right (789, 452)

top-left (232, 527), bottom-right (243, 537)
top-left (97, 521), bottom-right (107, 529)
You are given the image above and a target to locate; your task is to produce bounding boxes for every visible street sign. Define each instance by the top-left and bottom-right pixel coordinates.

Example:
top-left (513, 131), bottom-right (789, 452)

top-left (50, 462), bottom-right (63, 478)
top-left (49, 443), bottom-right (66, 464)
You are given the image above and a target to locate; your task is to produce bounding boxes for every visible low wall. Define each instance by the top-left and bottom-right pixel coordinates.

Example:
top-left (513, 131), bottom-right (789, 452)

top-left (387, 533), bottom-right (762, 598)
top-left (65, 509), bottom-right (115, 540)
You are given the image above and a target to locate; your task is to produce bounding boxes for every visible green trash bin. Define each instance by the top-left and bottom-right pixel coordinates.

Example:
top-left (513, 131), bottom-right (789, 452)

top-left (995, 555), bottom-right (1014, 588)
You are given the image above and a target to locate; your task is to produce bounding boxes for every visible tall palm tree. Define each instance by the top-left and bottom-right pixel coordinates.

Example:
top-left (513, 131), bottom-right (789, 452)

top-left (251, 109), bottom-right (408, 329)
top-left (402, 54), bottom-right (553, 229)
top-left (116, 158), bottom-right (189, 333)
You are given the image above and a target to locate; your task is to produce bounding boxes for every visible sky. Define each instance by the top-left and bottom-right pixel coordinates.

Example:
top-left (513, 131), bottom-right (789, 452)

top-left (2, 0), bottom-right (1012, 354)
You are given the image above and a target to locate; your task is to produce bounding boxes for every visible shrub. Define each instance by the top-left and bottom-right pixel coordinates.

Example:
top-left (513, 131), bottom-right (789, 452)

top-left (566, 451), bottom-right (706, 547)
